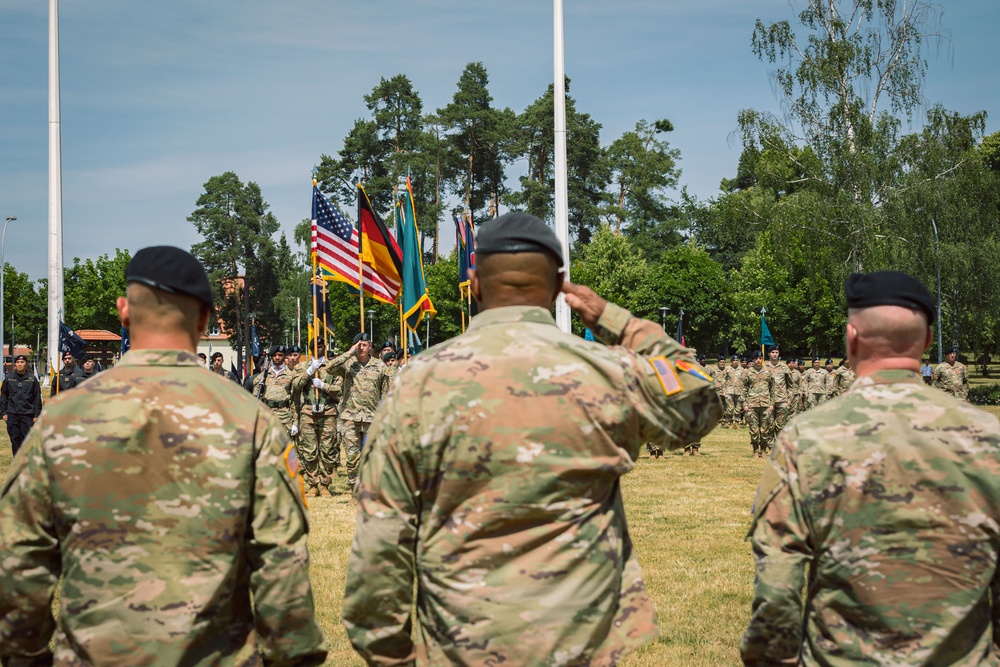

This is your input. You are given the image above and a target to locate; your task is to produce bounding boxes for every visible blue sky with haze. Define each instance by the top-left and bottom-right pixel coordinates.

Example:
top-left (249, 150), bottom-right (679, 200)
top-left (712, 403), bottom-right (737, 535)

top-left (2, 0), bottom-right (997, 281)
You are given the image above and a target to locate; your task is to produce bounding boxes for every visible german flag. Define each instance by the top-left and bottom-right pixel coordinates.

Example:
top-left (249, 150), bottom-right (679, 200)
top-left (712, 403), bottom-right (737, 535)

top-left (358, 184), bottom-right (403, 303)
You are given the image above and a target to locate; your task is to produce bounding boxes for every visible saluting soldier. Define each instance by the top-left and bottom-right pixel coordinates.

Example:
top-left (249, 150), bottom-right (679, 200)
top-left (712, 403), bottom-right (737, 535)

top-left (933, 346), bottom-right (970, 401)
top-left (326, 332), bottom-right (393, 490)
top-left (343, 213), bottom-right (721, 666)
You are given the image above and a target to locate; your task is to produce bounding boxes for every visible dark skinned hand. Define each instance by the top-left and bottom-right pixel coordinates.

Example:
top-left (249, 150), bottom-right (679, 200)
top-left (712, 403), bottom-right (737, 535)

top-left (561, 281), bottom-right (607, 331)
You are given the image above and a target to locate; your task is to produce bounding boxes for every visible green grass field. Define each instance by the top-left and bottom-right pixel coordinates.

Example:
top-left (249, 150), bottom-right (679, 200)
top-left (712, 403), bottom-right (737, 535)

top-left (2, 404), bottom-right (999, 666)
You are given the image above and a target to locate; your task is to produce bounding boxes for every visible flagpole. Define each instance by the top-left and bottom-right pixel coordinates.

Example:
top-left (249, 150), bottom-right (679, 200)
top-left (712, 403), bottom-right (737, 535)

top-left (553, 0), bottom-right (571, 333)
top-left (47, 0), bottom-right (65, 380)
top-left (296, 297), bottom-right (301, 347)
top-left (357, 183), bottom-right (365, 333)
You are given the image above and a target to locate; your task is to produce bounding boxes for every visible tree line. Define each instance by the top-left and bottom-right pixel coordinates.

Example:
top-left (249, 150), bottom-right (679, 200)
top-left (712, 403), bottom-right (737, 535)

top-left (6, 1), bottom-right (999, 362)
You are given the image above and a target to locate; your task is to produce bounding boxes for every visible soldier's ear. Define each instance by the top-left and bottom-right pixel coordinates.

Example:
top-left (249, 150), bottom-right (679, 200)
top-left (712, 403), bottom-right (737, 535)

top-left (116, 296), bottom-right (130, 329)
top-left (469, 268), bottom-right (481, 303)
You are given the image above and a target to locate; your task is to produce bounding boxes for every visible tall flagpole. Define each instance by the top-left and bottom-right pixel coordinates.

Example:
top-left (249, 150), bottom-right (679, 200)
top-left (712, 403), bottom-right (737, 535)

top-left (48, 0), bottom-right (65, 378)
top-left (553, 0), bottom-right (571, 333)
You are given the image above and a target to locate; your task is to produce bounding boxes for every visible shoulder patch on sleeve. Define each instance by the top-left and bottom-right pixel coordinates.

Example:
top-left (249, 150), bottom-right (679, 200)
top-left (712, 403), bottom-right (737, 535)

top-left (283, 443), bottom-right (308, 508)
top-left (676, 359), bottom-right (712, 382)
top-left (649, 356), bottom-right (684, 396)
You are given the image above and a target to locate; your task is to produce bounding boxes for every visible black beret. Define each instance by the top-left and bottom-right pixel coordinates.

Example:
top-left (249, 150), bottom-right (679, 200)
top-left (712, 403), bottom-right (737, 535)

top-left (825, 358), bottom-right (834, 365)
top-left (395, 349), bottom-right (405, 360)
top-left (126, 246), bottom-right (215, 310)
top-left (287, 345), bottom-right (302, 354)
top-left (731, 354), bottom-right (740, 361)
top-left (81, 353), bottom-right (94, 362)
top-left (750, 350), bottom-right (762, 359)
top-left (267, 345), bottom-right (285, 356)
top-left (353, 332), bottom-right (371, 344)
top-left (767, 344), bottom-right (780, 353)
top-left (380, 341), bottom-right (395, 351)
top-left (474, 212), bottom-right (564, 267)
top-left (945, 346), bottom-right (958, 355)
top-left (308, 337), bottom-right (326, 349)
top-left (381, 350), bottom-right (394, 362)
top-left (13, 354), bottom-right (27, 362)
top-left (210, 351), bottom-right (224, 360)
top-left (813, 356), bottom-right (820, 362)
top-left (197, 352), bottom-right (207, 359)
top-left (845, 271), bottom-right (935, 324)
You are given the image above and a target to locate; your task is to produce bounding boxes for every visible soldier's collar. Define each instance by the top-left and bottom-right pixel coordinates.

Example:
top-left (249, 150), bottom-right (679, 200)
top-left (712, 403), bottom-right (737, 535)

top-left (467, 306), bottom-right (555, 331)
top-left (117, 349), bottom-right (202, 367)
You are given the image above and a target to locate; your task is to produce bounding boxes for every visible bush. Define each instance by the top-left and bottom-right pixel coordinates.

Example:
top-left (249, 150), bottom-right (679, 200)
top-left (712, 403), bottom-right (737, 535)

top-left (968, 384), bottom-right (1000, 406)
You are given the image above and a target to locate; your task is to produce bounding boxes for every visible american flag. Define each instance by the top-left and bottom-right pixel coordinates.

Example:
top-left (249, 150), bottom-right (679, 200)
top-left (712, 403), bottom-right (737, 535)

top-left (311, 186), bottom-right (398, 304)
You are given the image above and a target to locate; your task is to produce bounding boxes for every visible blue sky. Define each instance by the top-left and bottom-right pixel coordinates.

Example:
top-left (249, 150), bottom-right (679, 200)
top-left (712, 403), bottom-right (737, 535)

top-left (2, 0), bottom-right (997, 281)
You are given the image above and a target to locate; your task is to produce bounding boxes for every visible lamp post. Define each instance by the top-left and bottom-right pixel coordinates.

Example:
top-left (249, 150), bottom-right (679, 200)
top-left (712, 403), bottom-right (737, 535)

top-left (1, 215), bottom-right (17, 370)
top-left (658, 307), bottom-right (669, 333)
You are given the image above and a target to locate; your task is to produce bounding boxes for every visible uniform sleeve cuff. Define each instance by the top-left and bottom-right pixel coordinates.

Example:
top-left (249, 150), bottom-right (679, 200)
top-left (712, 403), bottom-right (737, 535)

top-left (593, 303), bottom-right (631, 345)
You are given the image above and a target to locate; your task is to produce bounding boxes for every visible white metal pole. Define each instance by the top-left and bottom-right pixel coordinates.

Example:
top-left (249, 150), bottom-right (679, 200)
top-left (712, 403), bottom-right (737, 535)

top-left (1, 216), bottom-right (16, 369)
top-left (553, 0), bottom-right (571, 333)
top-left (48, 0), bottom-right (64, 378)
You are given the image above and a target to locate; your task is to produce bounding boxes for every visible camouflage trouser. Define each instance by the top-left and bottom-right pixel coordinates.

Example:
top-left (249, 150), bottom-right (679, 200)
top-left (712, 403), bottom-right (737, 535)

top-left (298, 411), bottom-right (339, 488)
top-left (716, 393), bottom-right (729, 423)
top-left (272, 407), bottom-right (298, 440)
top-left (746, 407), bottom-right (772, 453)
top-left (809, 393), bottom-right (826, 409)
top-left (725, 394), bottom-right (739, 424)
top-left (339, 419), bottom-right (371, 487)
top-left (770, 403), bottom-right (789, 441)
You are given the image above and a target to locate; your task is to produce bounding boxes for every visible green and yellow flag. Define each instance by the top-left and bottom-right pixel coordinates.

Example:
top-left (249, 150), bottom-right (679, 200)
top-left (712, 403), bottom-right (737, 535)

top-left (397, 176), bottom-right (436, 332)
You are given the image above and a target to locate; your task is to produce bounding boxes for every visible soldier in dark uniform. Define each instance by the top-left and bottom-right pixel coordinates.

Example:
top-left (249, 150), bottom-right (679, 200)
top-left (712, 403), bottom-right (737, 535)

top-left (0, 354), bottom-right (42, 455)
top-left (50, 351), bottom-right (80, 396)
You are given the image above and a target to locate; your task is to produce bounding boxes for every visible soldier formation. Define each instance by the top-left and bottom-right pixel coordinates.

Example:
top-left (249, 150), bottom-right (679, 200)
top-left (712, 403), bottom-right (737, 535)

top-left (0, 237), bottom-right (997, 667)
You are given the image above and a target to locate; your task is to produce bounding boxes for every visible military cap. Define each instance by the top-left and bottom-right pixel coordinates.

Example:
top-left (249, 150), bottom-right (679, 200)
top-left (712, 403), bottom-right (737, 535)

top-left (474, 212), bottom-right (564, 267)
top-left (81, 353), bottom-right (94, 363)
top-left (395, 349), bottom-right (405, 360)
top-left (308, 337), bottom-right (326, 349)
top-left (197, 352), bottom-right (207, 360)
top-left (287, 345), bottom-right (302, 354)
top-left (267, 344), bottom-right (285, 357)
top-left (825, 358), bottom-right (834, 365)
top-left (126, 246), bottom-right (215, 310)
top-left (210, 351), bottom-right (224, 361)
top-left (13, 354), bottom-right (27, 362)
top-left (380, 341), bottom-right (395, 351)
top-left (813, 356), bottom-right (820, 362)
top-left (381, 350), bottom-right (394, 363)
top-left (732, 354), bottom-right (740, 361)
top-left (767, 344), bottom-right (780, 353)
top-left (751, 350), bottom-right (762, 359)
top-left (845, 270), bottom-right (935, 324)
top-left (945, 346), bottom-right (958, 355)
top-left (353, 332), bottom-right (371, 344)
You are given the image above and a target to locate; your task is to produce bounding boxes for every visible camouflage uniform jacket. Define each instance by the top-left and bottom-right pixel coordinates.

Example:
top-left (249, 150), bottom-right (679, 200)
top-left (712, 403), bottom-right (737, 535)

top-left (252, 364), bottom-right (298, 428)
top-left (790, 368), bottom-right (803, 399)
top-left (765, 361), bottom-right (794, 404)
top-left (343, 304), bottom-right (722, 667)
top-left (0, 349), bottom-right (327, 666)
top-left (741, 368), bottom-right (1000, 666)
top-left (802, 367), bottom-right (828, 394)
top-left (327, 351), bottom-right (392, 422)
top-left (712, 364), bottom-right (727, 396)
top-left (294, 358), bottom-right (343, 417)
top-left (834, 366), bottom-right (856, 395)
top-left (742, 366), bottom-right (775, 408)
top-left (934, 361), bottom-right (970, 401)
top-left (726, 365), bottom-right (743, 395)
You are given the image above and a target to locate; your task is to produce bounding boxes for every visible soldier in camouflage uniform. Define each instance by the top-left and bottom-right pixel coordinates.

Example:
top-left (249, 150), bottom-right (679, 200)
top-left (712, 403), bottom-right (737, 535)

top-left (296, 339), bottom-right (343, 496)
top-left (727, 354), bottom-right (744, 427)
top-left (787, 358), bottom-right (803, 415)
top-left (0, 246), bottom-right (326, 666)
top-left (713, 356), bottom-right (729, 426)
top-left (933, 346), bottom-right (970, 401)
top-left (326, 331), bottom-right (392, 489)
top-left (343, 213), bottom-right (721, 667)
top-left (802, 356), bottom-right (829, 409)
top-left (741, 352), bottom-right (775, 457)
top-left (741, 270), bottom-right (1000, 666)
top-left (823, 357), bottom-right (837, 398)
top-left (252, 345), bottom-right (300, 440)
top-left (764, 345), bottom-right (794, 444)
